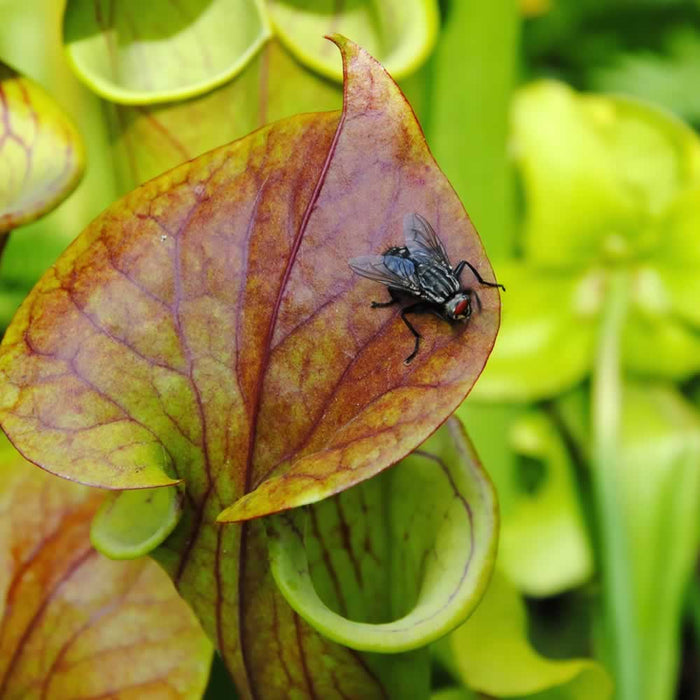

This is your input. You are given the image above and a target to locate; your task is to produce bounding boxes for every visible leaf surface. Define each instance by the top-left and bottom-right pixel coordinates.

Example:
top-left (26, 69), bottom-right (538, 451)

top-left (0, 439), bottom-right (211, 699)
top-left (269, 418), bottom-right (498, 653)
top-left (0, 36), bottom-right (500, 511)
top-left (0, 62), bottom-right (84, 234)
top-left (63, 0), bottom-right (271, 104)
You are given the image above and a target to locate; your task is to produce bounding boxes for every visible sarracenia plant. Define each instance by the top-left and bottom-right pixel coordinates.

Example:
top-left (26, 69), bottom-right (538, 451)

top-left (0, 38), bottom-right (501, 698)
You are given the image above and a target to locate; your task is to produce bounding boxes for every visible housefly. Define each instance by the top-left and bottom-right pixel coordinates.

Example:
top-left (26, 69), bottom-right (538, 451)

top-left (349, 213), bottom-right (504, 364)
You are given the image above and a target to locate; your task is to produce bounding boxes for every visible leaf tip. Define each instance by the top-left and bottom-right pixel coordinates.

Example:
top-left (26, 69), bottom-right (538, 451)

top-left (324, 33), bottom-right (357, 58)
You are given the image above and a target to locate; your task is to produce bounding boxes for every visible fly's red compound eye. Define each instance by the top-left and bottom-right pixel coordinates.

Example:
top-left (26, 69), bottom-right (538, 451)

top-left (454, 299), bottom-right (469, 317)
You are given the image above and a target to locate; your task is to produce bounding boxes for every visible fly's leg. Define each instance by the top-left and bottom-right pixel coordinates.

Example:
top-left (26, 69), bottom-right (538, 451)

top-left (401, 302), bottom-right (432, 364)
top-left (454, 260), bottom-right (505, 291)
top-left (371, 287), bottom-right (402, 308)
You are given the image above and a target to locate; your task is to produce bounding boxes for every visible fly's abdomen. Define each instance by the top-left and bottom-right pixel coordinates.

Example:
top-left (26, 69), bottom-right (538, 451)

top-left (416, 265), bottom-right (459, 303)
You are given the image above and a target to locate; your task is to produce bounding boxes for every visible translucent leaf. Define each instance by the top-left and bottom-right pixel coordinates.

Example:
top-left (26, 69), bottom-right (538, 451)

top-left (63, 0), bottom-right (272, 104)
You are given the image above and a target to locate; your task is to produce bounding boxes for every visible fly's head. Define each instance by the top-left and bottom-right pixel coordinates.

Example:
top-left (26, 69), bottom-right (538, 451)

top-left (444, 292), bottom-right (472, 321)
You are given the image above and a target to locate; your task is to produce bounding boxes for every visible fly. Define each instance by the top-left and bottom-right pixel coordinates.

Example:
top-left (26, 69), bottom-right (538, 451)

top-left (349, 212), bottom-right (504, 364)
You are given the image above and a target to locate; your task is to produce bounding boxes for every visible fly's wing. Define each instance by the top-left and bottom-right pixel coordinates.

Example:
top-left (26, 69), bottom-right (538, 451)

top-left (403, 212), bottom-right (452, 269)
top-left (348, 254), bottom-right (421, 295)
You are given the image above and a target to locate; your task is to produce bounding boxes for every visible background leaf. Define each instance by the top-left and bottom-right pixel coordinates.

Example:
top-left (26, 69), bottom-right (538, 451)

top-left (0, 0), bottom-right (119, 329)
top-left (457, 403), bottom-right (594, 597)
top-left (447, 571), bottom-right (612, 699)
top-left (266, 0), bottom-right (438, 82)
top-left (557, 381), bottom-right (700, 699)
top-left (423, 0), bottom-right (519, 259)
top-left (470, 262), bottom-right (598, 402)
top-left (514, 81), bottom-right (700, 269)
top-left (109, 39), bottom-right (342, 191)
top-left (591, 27), bottom-right (700, 125)
top-left (63, 0), bottom-right (272, 104)
top-left (0, 438), bottom-right (212, 699)
top-left (0, 61), bottom-right (84, 234)
top-left (268, 418), bottom-right (498, 653)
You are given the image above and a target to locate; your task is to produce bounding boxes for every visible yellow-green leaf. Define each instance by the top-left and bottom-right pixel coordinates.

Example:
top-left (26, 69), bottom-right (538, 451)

top-left (449, 571), bottom-right (612, 698)
top-left (471, 261), bottom-right (597, 402)
top-left (514, 81), bottom-right (700, 269)
top-left (0, 62), bottom-right (84, 234)
top-left (266, 0), bottom-right (438, 82)
top-left (63, 0), bottom-right (272, 104)
top-left (91, 485), bottom-right (183, 559)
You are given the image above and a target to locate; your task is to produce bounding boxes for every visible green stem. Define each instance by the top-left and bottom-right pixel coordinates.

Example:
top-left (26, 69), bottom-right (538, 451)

top-left (424, 0), bottom-right (520, 259)
top-left (591, 270), bottom-right (639, 699)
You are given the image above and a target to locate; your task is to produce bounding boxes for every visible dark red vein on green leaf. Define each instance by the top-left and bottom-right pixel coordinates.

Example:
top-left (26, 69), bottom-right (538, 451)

top-left (255, 309), bottom-right (403, 486)
top-left (309, 507), bottom-right (349, 616)
top-left (335, 497), bottom-right (363, 585)
top-left (293, 614), bottom-right (317, 699)
top-left (238, 104), bottom-right (346, 696)
top-left (243, 113), bottom-right (346, 493)
top-left (170, 193), bottom-right (226, 584)
top-left (346, 649), bottom-right (389, 699)
top-left (234, 173), bottom-right (271, 406)
top-left (270, 594), bottom-right (294, 685)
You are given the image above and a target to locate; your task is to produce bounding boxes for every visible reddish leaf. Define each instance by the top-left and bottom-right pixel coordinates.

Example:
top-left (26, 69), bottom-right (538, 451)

top-left (0, 37), bottom-right (500, 694)
top-left (0, 442), bottom-right (211, 698)
top-left (0, 35), bottom-right (499, 514)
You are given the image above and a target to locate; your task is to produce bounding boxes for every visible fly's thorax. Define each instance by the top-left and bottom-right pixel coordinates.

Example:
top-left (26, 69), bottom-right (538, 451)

top-left (383, 246), bottom-right (411, 258)
top-left (416, 263), bottom-right (460, 303)
top-left (444, 293), bottom-right (472, 321)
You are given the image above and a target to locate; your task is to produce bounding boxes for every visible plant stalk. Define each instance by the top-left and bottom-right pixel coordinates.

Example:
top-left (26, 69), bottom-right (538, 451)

top-left (591, 269), bottom-right (639, 699)
top-left (425, 0), bottom-right (520, 259)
